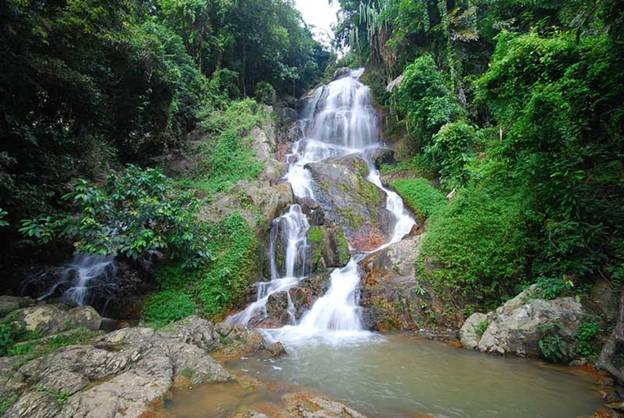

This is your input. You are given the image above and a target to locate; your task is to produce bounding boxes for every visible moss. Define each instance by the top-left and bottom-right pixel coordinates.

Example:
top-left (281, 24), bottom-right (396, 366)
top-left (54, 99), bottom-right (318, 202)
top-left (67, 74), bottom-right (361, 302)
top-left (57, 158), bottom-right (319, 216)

top-left (391, 177), bottom-right (446, 220)
top-left (338, 206), bottom-right (366, 229)
top-left (308, 226), bottom-right (324, 243)
top-left (335, 230), bottom-right (350, 265)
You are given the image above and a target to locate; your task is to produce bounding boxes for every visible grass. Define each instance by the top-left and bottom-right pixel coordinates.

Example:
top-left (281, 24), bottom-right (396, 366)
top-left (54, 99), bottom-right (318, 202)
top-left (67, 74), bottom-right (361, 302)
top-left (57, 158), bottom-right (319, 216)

top-left (390, 177), bottom-right (447, 220)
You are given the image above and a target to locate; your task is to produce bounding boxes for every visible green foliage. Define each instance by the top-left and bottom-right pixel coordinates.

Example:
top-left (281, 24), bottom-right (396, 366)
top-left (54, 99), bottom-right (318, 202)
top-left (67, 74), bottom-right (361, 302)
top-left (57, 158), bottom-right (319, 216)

top-left (255, 82), bottom-right (277, 105)
top-left (19, 166), bottom-right (208, 266)
top-left (539, 333), bottom-right (575, 363)
top-left (143, 290), bottom-right (197, 327)
top-left (394, 55), bottom-right (463, 148)
top-left (192, 100), bottom-right (264, 194)
top-left (426, 122), bottom-right (477, 189)
top-left (576, 320), bottom-right (601, 358)
top-left (475, 319), bottom-right (489, 336)
top-left (144, 212), bottom-right (258, 323)
top-left (0, 323), bottom-right (17, 356)
top-left (419, 184), bottom-right (529, 306)
top-left (0, 394), bottom-right (18, 416)
top-left (390, 178), bottom-right (446, 220)
top-left (539, 324), bottom-right (576, 363)
top-left (534, 275), bottom-right (575, 300)
top-left (0, 209), bottom-right (8, 227)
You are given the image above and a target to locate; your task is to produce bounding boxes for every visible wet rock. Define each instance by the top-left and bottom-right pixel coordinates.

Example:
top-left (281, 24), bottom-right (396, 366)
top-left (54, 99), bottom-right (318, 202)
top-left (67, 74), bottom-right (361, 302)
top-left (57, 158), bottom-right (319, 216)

top-left (283, 392), bottom-right (368, 418)
top-left (333, 67), bottom-right (351, 80)
top-left (369, 147), bottom-right (395, 168)
top-left (6, 304), bottom-right (102, 336)
top-left (0, 296), bottom-right (35, 318)
top-left (460, 287), bottom-right (586, 357)
top-left (211, 323), bottom-right (286, 360)
top-left (306, 155), bottom-right (393, 251)
top-left (299, 197), bottom-right (325, 226)
top-left (307, 224), bottom-right (350, 272)
top-left (357, 235), bottom-right (447, 331)
top-left (460, 313), bottom-right (488, 350)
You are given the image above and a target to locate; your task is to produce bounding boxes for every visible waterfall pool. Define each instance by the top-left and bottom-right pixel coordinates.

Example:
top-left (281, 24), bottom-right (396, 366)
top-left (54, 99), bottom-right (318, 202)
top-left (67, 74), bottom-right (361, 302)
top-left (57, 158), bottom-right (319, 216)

top-left (162, 334), bottom-right (603, 418)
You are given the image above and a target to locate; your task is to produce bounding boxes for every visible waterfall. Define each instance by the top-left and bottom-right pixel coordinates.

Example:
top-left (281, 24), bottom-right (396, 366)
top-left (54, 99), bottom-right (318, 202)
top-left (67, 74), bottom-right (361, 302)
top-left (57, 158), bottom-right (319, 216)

top-left (228, 204), bottom-right (310, 326)
top-left (38, 254), bottom-right (117, 306)
top-left (231, 68), bottom-right (415, 344)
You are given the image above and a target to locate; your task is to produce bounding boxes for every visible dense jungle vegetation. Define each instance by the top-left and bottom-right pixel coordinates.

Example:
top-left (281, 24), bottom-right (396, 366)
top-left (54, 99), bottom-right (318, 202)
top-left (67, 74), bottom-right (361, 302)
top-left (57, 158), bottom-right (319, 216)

top-left (0, 0), bottom-right (331, 318)
top-left (333, 0), bottom-right (624, 312)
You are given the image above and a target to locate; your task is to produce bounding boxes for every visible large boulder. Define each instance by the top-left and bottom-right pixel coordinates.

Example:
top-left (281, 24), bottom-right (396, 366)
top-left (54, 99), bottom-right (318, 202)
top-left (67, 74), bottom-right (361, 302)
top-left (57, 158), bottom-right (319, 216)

top-left (6, 304), bottom-right (102, 336)
top-left (2, 316), bottom-right (283, 418)
top-left (358, 235), bottom-right (451, 331)
top-left (306, 155), bottom-right (394, 251)
top-left (460, 287), bottom-right (586, 357)
top-left (0, 296), bottom-right (34, 318)
top-left (459, 312), bottom-right (488, 350)
top-left (283, 392), bottom-right (368, 418)
top-left (201, 181), bottom-right (294, 234)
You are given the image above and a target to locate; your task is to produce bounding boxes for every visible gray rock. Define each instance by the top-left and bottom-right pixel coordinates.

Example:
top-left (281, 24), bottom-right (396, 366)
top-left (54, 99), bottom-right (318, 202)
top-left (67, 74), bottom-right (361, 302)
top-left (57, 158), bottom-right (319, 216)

top-left (306, 155), bottom-right (392, 251)
top-left (4, 317), bottom-right (238, 418)
top-left (460, 313), bottom-right (488, 350)
top-left (0, 296), bottom-right (34, 318)
top-left (477, 297), bottom-right (585, 356)
top-left (6, 304), bottom-right (101, 337)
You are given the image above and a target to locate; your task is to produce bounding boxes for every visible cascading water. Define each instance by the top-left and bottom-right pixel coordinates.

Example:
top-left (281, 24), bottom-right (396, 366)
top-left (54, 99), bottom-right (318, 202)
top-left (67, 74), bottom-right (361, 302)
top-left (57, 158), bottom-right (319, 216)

top-left (231, 68), bottom-right (415, 344)
top-left (38, 254), bottom-right (117, 306)
top-left (228, 204), bottom-right (310, 326)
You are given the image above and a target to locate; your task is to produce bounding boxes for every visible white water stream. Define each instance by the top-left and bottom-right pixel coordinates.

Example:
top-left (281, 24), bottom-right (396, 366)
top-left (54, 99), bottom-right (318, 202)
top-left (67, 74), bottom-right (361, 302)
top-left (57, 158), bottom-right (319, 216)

top-left (230, 69), bottom-right (414, 344)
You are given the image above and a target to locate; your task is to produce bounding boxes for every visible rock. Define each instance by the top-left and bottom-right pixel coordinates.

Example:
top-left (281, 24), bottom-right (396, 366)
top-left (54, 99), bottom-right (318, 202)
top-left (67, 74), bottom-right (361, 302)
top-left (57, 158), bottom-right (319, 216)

top-left (306, 155), bottom-right (393, 251)
top-left (249, 273), bottom-right (331, 328)
top-left (299, 197), bottom-right (325, 226)
top-left (333, 67), bottom-right (351, 80)
top-left (4, 317), bottom-right (236, 418)
top-left (0, 296), bottom-right (34, 318)
top-left (357, 235), bottom-right (448, 331)
top-left (211, 323), bottom-right (286, 361)
top-left (588, 279), bottom-right (620, 323)
top-left (476, 296), bottom-right (585, 356)
top-left (6, 304), bottom-right (102, 336)
top-left (202, 181), bottom-right (294, 234)
top-left (385, 74), bottom-right (404, 93)
top-left (369, 147), bottom-right (395, 168)
top-left (307, 224), bottom-right (350, 272)
top-left (283, 392), bottom-right (368, 418)
top-left (460, 313), bottom-right (488, 350)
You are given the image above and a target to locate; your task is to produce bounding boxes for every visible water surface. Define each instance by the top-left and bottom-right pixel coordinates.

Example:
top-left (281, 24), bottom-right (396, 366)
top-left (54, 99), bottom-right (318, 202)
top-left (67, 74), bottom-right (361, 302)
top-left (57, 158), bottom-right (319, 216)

top-left (165, 334), bottom-right (602, 418)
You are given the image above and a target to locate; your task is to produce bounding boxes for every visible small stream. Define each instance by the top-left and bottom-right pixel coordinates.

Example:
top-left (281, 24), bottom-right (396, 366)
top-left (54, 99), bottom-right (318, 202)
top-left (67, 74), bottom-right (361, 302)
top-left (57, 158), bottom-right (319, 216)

top-left (164, 335), bottom-right (602, 418)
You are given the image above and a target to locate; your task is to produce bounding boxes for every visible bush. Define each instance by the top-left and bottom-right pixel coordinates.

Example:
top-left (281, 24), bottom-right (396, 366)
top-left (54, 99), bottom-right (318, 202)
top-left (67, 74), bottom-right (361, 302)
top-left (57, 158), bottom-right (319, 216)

top-left (143, 290), bottom-right (197, 327)
top-left (426, 121), bottom-right (477, 189)
top-left (19, 166), bottom-right (209, 267)
top-left (0, 323), bottom-right (17, 356)
top-left (390, 178), bottom-right (447, 220)
top-left (418, 184), bottom-right (529, 307)
top-left (191, 100), bottom-right (264, 194)
top-left (394, 54), bottom-right (463, 148)
top-left (539, 333), bottom-right (575, 363)
top-left (254, 81), bottom-right (277, 105)
top-left (145, 212), bottom-right (259, 323)
top-left (576, 320), bottom-right (601, 358)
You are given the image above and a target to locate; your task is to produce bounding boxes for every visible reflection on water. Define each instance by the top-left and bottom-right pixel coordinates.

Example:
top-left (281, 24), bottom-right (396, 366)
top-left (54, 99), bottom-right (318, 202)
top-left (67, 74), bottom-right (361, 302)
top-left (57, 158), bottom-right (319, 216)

top-left (164, 335), bottom-right (602, 418)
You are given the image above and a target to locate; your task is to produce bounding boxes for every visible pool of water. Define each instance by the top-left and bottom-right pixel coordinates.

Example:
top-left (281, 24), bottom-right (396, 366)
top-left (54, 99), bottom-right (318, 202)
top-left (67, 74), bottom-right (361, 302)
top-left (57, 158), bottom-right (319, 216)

top-left (164, 334), bottom-right (603, 418)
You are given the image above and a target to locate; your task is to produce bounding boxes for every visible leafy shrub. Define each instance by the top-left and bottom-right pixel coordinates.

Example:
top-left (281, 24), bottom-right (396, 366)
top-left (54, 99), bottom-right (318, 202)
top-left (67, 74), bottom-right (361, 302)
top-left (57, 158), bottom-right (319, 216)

top-left (145, 212), bottom-right (259, 323)
top-left (534, 275), bottom-right (574, 300)
top-left (576, 320), bottom-right (601, 358)
top-left (19, 166), bottom-right (208, 267)
top-left (192, 100), bottom-right (264, 194)
top-left (539, 324), bottom-right (576, 363)
top-left (475, 319), bottom-right (489, 336)
top-left (426, 121), bottom-right (477, 189)
top-left (143, 290), bottom-right (197, 327)
top-left (391, 178), bottom-right (446, 220)
top-left (254, 81), bottom-right (277, 105)
top-left (539, 333), bottom-right (575, 363)
top-left (419, 184), bottom-right (529, 307)
top-left (394, 54), bottom-right (463, 148)
top-left (0, 323), bottom-right (17, 356)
